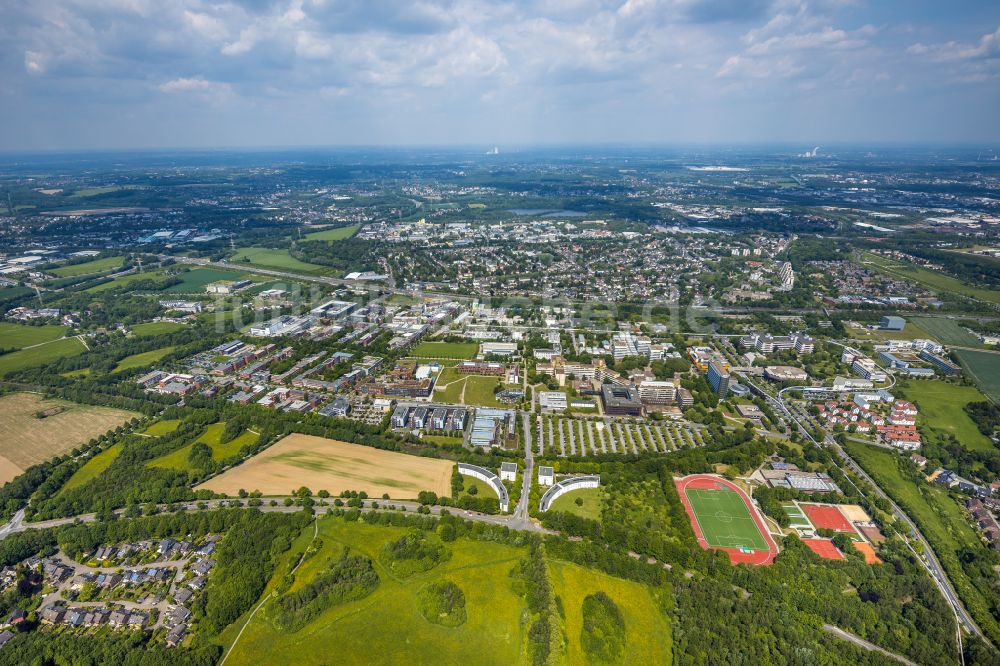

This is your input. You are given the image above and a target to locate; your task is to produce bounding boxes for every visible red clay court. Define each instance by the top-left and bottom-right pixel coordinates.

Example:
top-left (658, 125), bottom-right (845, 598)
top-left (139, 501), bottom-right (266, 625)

top-left (802, 538), bottom-right (844, 560)
top-left (675, 474), bottom-right (779, 566)
top-left (852, 542), bottom-right (882, 564)
top-left (801, 504), bottom-right (855, 533)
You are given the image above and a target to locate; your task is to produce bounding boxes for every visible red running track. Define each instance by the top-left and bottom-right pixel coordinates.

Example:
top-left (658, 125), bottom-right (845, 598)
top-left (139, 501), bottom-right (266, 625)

top-left (675, 474), bottom-right (779, 566)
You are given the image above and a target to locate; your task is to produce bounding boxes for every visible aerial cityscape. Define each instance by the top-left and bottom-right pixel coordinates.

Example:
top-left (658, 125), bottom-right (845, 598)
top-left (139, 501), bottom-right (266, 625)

top-left (1, 1), bottom-right (999, 665)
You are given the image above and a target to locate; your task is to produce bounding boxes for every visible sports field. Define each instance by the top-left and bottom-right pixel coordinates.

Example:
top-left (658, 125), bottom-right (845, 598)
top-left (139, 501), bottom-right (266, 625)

top-left (953, 349), bottom-right (1000, 403)
top-left (196, 434), bottom-right (453, 498)
top-left (411, 341), bottom-right (479, 359)
top-left (801, 539), bottom-right (844, 560)
top-left (0, 393), bottom-right (137, 485)
top-left (801, 505), bottom-right (855, 533)
top-left (782, 502), bottom-right (812, 530)
top-left (676, 474), bottom-right (777, 565)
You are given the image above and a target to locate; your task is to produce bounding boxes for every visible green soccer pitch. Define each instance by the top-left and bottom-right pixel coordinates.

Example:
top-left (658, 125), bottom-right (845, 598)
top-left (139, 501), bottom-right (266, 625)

top-left (686, 487), bottom-right (769, 551)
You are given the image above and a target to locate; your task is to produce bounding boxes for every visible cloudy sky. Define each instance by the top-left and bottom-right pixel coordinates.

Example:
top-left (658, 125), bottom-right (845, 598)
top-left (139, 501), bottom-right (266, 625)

top-left (2, 0), bottom-right (999, 150)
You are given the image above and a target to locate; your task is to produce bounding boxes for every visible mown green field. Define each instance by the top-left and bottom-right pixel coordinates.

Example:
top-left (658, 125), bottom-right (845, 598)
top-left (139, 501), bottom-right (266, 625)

top-left (548, 559), bottom-right (672, 666)
top-left (85, 270), bottom-right (165, 293)
top-left (303, 224), bottom-right (360, 241)
top-left (162, 268), bottom-right (252, 294)
top-left (897, 380), bottom-right (995, 452)
top-left (0, 322), bottom-right (67, 349)
top-left (112, 346), bottom-right (176, 373)
top-left (0, 336), bottom-right (87, 375)
top-left (908, 317), bottom-right (981, 347)
top-left (862, 252), bottom-right (1000, 304)
top-left (462, 375), bottom-right (505, 407)
top-left (148, 423), bottom-right (257, 469)
top-left (411, 342), bottom-right (479, 359)
top-left (50, 256), bottom-right (123, 277)
top-left (220, 519), bottom-right (528, 666)
top-left (60, 444), bottom-right (122, 492)
top-left (131, 321), bottom-right (186, 336)
top-left (953, 349), bottom-right (1000, 403)
top-left (141, 419), bottom-right (182, 436)
top-left (548, 487), bottom-right (604, 520)
top-left (231, 247), bottom-right (330, 275)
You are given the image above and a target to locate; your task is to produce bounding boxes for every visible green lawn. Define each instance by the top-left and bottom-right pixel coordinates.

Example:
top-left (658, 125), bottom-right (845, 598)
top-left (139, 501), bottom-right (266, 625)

top-left (131, 321), bottom-right (186, 337)
top-left (162, 268), bottom-right (253, 294)
top-left (908, 317), bottom-right (982, 347)
top-left (50, 256), bottom-right (124, 277)
top-left (953, 350), bottom-right (1000, 403)
top-left (220, 518), bottom-right (528, 666)
top-left (411, 342), bottom-right (479, 359)
top-left (685, 487), bottom-right (768, 550)
top-left (60, 444), bottom-right (122, 492)
top-left (0, 322), bottom-right (67, 349)
top-left (548, 486), bottom-right (604, 520)
top-left (863, 252), bottom-right (1000, 304)
top-left (85, 269), bottom-right (165, 293)
top-left (303, 224), bottom-right (360, 241)
top-left (462, 376), bottom-right (505, 408)
top-left (0, 336), bottom-right (87, 375)
top-left (460, 476), bottom-right (498, 500)
top-left (147, 423), bottom-right (257, 469)
top-left (433, 377), bottom-right (468, 404)
top-left (548, 559), bottom-right (672, 666)
top-left (141, 419), bottom-right (182, 436)
top-left (230, 247), bottom-right (330, 275)
top-left (897, 380), bottom-right (995, 452)
top-left (112, 346), bottom-right (176, 373)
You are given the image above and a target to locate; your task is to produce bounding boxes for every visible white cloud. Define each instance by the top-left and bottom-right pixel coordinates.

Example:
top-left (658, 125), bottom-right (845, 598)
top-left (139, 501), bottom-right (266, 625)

top-left (908, 25), bottom-right (1000, 62)
top-left (24, 51), bottom-right (45, 75)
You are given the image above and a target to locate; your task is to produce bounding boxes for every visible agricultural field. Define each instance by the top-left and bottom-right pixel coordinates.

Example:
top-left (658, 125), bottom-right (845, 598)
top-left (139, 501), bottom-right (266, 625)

top-left (60, 443), bottom-right (122, 492)
top-left (50, 256), bottom-right (123, 277)
top-left (303, 224), bottom-right (360, 241)
top-left (548, 560), bottom-right (672, 666)
top-left (162, 267), bottom-right (254, 294)
top-left (130, 321), bottom-right (186, 336)
top-left (536, 415), bottom-right (706, 456)
top-left (908, 317), bottom-right (982, 347)
top-left (953, 349), bottom-right (1000, 403)
top-left (410, 341), bottom-right (479, 359)
top-left (196, 434), bottom-right (454, 498)
top-left (219, 519), bottom-right (528, 666)
top-left (0, 322), bottom-right (67, 348)
top-left (85, 269), bottom-right (165, 293)
top-left (230, 247), bottom-right (330, 275)
top-left (0, 393), bottom-right (137, 485)
top-left (898, 380), bottom-right (995, 452)
top-left (112, 346), bottom-right (176, 373)
top-left (148, 423), bottom-right (258, 470)
top-left (0, 336), bottom-right (87, 375)
top-left (547, 486), bottom-right (604, 520)
top-left (862, 252), bottom-right (1000, 304)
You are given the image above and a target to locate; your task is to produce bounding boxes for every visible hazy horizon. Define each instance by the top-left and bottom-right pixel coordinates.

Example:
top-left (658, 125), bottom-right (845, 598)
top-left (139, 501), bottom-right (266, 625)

top-left (2, 0), bottom-right (999, 151)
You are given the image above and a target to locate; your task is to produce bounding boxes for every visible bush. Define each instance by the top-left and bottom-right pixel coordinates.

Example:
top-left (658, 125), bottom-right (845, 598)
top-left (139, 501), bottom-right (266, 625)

top-left (417, 580), bottom-right (467, 627)
top-left (581, 592), bottom-right (625, 664)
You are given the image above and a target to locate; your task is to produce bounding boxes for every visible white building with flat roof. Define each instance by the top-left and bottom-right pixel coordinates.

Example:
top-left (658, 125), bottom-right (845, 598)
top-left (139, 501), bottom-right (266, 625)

top-left (538, 392), bottom-right (568, 411)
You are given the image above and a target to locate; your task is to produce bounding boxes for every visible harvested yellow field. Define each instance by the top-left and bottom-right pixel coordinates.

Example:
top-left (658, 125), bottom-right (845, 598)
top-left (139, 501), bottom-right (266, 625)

top-left (0, 392), bottom-right (138, 485)
top-left (196, 434), bottom-right (453, 499)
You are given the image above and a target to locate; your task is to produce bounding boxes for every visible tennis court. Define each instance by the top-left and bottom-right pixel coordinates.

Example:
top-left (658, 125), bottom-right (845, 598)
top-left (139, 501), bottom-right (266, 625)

top-left (802, 504), bottom-right (855, 533)
top-left (802, 538), bottom-right (844, 560)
